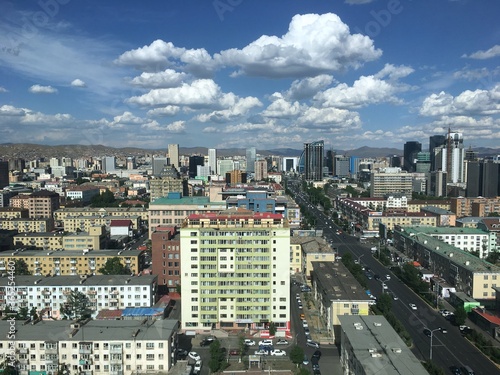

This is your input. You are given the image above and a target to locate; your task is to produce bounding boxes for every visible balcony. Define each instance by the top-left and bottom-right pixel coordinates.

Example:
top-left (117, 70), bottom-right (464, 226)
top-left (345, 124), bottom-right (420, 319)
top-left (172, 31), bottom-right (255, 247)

top-left (79, 347), bottom-right (92, 354)
top-left (110, 357), bottom-right (122, 365)
top-left (87, 290), bottom-right (97, 295)
top-left (110, 346), bottom-right (123, 354)
top-left (110, 290), bottom-right (119, 296)
top-left (42, 290), bottom-right (51, 296)
top-left (19, 348), bottom-right (28, 354)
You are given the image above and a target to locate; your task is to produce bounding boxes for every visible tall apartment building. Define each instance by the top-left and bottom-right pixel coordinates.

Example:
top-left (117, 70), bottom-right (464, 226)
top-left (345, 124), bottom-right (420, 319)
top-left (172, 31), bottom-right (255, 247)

top-left (168, 143), bottom-right (179, 168)
top-left (149, 176), bottom-right (183, 202)
top-left (10, 190), bottom-right (60, 218)
top-left (218, 159), bottom-right (235, 177)
top-left (435, 132), bottom-right (465, 184)
top-left (102, 156), bottom-right (116, 173)
top-left (466, 160), bottom-right (500, 197)
top-left (0, 319), bottom-right (179, 375)
top-left (151, 226), bottom-right (180, 294)
top-left (226, 170), bottom-right (247, 185)
top-left (369, 168), bottom-right (413, 198)
top-left (180, 209), bottom-right (290, 332)
top-left (301, 140), bottom-right (324, 181)
top-left (429, 134), bottom-right (446, 171)
top-left (334, 155), bottom-right (350, 178)
top-left (254, 160), bottom-right (268, 181)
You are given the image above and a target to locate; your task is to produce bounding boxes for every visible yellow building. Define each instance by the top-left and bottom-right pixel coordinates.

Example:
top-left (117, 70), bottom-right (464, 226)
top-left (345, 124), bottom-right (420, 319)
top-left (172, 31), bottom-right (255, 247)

top-left (0, 218), bottom-right (54, 233)
top-left (311, 261), bottom-right (371, 344)
top-left (0, 249), bottom-right (142, 276)
top-left (290, 236), bottom-right (336, 278)
top-left (0, 207), bottom-right (29, 219)
top-left (366, 212), bottom-right (437, 231)
top-left (406, 200), bottom-right (451, 212)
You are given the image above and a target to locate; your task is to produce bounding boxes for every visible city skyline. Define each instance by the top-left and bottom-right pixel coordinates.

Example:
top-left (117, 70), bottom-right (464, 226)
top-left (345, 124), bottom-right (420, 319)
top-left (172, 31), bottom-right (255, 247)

top-left (0, 1), bottom-right (499, 150)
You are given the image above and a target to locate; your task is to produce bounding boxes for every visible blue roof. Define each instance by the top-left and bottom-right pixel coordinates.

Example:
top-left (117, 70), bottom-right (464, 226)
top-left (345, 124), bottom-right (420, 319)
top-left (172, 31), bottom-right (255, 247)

top-left (122, 307), bottom-right (164, 316)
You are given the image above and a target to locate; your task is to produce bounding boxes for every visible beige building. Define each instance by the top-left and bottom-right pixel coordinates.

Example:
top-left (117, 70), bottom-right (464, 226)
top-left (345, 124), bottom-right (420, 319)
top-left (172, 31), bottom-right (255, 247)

top-left (0, 319), bottom-right (179, 375)
top-left (369, 169), bottom-right (413, 198)
top-left (149, 176), bottom-right (183, 201)
top-left (148, 195), bottom-right (226, 238)
top-left (0, 249), bottom-right (143, 276)
top-left (289, 236), bottom-right (336, 277)
top-left (10, 190), bottom-right (60, 218)
top-left (0, 217), bottom-right (54, 233)
top-left (310, 261), bottom-right (371, 344)
top-left (0, 207), bottom-right (29, 219)
top-left (450, 197), bottom-right (500, 218)
top-left (54, 206), bottom-right (148, 222)
top-left (366, 212), bottom-right (437, 231)
top-left (61, 215), bottom-right (141, 233)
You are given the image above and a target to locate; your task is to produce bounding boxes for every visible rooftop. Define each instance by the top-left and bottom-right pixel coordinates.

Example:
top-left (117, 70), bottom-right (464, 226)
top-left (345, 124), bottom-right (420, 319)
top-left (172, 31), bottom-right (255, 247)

top-left (0, 319), bottom-right (178, 342)
top-left (402, 225), bottom-right (488, 236)
top-left (311, 261), bottom-right (370, 302)
top-left (0, 274), bottom-right (156, 287)
top-left (398, 226), bottom-right (500, 273)
top-left (290, 236), bottom-right (334, 254)
top-left (0, 249), bottom-right (141, 258)
top-left (339, 315), bottom-right (429, 375)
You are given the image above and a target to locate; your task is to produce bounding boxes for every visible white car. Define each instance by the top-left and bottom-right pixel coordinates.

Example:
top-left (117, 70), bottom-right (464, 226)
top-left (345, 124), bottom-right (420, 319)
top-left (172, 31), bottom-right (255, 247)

top-left (276, 339), bottom-right (288, 345)
top-left (270, 349), bottom-right (286, 356)
top-left (244, 339), bottom-right (256, 346)
top-left (302, 320), bottom-right (308, 328)
top-left (254, 349), bottom-right (268, 356)
top-left (193, 360), bottom-right (202, 372)
top-left (409, 303), bottom-right (417, 310)
top-left (385, 275), bottom-right (391, 280)
top-left (188, 352), bottom-right (201, 361)
top-left (258, 339), bottom-right (273, 346)
top-left (382, 283), bottom-right (388, 290)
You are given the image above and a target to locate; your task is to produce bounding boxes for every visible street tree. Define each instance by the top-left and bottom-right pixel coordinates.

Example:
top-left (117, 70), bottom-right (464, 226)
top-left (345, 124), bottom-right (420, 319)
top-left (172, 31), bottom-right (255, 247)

top-left (290, 345), bottom-right (304, 366)
top-left (12, 259), bottom-right (31, 275)
top-left (454, 306), bottom-right (467, 326)
top-left (61, 290), bottom-right (91, 320)
top-left (98, 257), bottom-right (130, 275)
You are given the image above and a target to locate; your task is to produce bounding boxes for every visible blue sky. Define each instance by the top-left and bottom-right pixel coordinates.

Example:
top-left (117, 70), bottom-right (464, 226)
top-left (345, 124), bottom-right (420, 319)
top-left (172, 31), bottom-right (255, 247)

top-left (0, 0), bottom-right (499, 151)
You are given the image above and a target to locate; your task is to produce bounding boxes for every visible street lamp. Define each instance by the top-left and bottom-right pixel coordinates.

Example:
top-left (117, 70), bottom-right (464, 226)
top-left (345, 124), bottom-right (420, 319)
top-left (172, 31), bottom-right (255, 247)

top-left (357, 253), bottom-right (365, 265)
top-left (426, 327), bottom-right (442, 360)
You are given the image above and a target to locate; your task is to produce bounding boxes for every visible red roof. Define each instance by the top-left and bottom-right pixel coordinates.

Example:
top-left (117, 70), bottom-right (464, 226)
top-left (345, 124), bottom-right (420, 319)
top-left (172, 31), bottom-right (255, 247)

top-left (95, 309), bottom-right (123, 320)
top-left (473, 308), bottom-right (500, 326)
top-left (188, 211), bottom-right (283, 220)
top-left (110, 219), bottom-right (133, 227)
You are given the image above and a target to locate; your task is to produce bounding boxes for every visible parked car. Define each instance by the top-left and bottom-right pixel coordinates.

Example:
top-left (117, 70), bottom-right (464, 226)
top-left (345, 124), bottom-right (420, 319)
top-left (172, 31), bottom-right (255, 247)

top-left (200, 336), bottom-right (216, 346)
top-left (188, 352), bottom-right (201, 361)
top-left (276, 339), bottom-right (288, 345)
top-left (270, 349), bottom-right (286, 356)
top-left (299, 313), bottom-right (306, 320)
top-left (244, 339), bottom-right (256, 346)
top-left (312, 350), bottom-right (322, 359)
top-left (229, 349), bottom-right (241, 356)
top-left (193, 360), bottom-right (202, 373)
top-left (306, 341), bottom-right (320, 349)
top-left (302, 355), bottom-right (310, 365)
top-left (254, 350), bottom-right (268, 356)
top-left (302, 320), bottom-right (308, 328)
top-left (176, 348), bottom-right (188, 360)
top-left (298, 303), bottom-right (303, 309)
top-left (258, 340), bottom-right (273, 346)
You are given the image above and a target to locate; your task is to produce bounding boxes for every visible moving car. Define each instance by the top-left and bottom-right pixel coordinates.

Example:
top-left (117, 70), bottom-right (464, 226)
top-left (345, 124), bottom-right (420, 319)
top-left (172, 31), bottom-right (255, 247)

top-left (306, 341), bottom-right (320, 349)
top-left (409, 303), bottom-right (417, 310)
top-left (188, 352), bottom-right (201, 361)
top-left (276, 339), bottom-right (288, 345)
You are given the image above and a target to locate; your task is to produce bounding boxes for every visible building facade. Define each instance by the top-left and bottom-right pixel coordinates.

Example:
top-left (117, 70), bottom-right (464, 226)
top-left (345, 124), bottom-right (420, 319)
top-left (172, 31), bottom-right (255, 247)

top-left (180, 209), bottom-right (290, 332)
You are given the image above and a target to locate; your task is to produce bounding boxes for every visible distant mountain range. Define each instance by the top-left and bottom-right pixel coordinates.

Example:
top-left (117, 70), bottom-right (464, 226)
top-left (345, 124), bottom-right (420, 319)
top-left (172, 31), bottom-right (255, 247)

top-left (1, 143), bottom-right (499, 161)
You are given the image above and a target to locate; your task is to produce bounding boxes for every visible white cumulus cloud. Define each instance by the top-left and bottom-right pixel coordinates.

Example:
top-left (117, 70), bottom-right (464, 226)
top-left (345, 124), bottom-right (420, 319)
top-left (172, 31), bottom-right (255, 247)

top-left (71, 79), bottom-right (87, 87)
top-left (216, 13), bottom-right (382, 78)
top-left (285, 75), bottom-right (334, 100)
top-left (29, 84), bottom-right (58, 94)
top-left (130, 69), bottom-right (187, 88)
top-left (262, 93), bottom-right (303, 118)
top-left (0, 86), bottom-right (7, 93)
top-left (166, 120), bottom-right (186, 133)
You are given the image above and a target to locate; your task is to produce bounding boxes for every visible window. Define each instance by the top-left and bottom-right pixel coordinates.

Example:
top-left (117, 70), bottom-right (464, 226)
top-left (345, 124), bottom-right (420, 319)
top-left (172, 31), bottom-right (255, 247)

top-left (146, 342), bottom-right (154, 349)
top-left (146, 354), bottom-right (154, 361)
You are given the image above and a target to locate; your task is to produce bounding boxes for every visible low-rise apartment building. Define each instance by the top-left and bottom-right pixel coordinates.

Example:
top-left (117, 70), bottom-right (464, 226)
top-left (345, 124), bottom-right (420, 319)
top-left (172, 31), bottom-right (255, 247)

top-left (339, 315), bottom-right (429, 375)
top-left (397, 225), bottom-right (496, 259)
top-left (0, 217), bottom-right (54, 233)
top-left (10, 190), bottom-right (60, 218)
top-left (311, 261), bottom-right (371, 344)
top-left (61, 215), bottom-right (141, 233)
top-left (180, 209), bottom-right (290, 333)
top-left (65, 185), bottom-right (101, 203)
top-left (394, 226), bottom-right (500, 300)
top-left (0, 248), bottom-right (143, 276)
top-left (0, 319), bottom-right (179, 375)
top-left (54, 206), bottom-right (148, 223)
top-left (0, 275), bottom-right (157, 319)
top-left (148, 193), bottom-right (226, 238)
top-left (0, 207), bottom-right (29, 219)
top-left (151, 226), bottom-right (180, 294)
top-left (289, 236), bottom-right (335, 277)
top-left (451, 196), bottom-right (500, 218)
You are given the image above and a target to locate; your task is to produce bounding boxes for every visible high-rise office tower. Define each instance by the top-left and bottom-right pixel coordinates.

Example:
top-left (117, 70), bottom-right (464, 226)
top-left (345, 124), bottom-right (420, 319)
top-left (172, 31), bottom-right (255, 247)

top-left (334, 155), bottom-right (350, 178)
top-left (416, 152), bottom-right (431, 173)
top-left (168, 144), bottom-right (179, 168)
top-left (152, 157), bottom-right (167, 176)
top-left (126, 157), bottom-right (136, 170)
top-left (188, 155), bottom-right (204, 178)
top-left (326, 150), bottom-right (335, 175)
top-left (0, 161), bottom-right (8, 189)
top-left (435, 132), bottom-right (465, 184)
top-left (429, 135), bottom-right (446, 171)
top-left (246, 147), bottom-right (256, 173)
top-left (466, 161), bottom-right (500, 197)
top-left (403, 141), bottom-right (421, 172)
top-left (208, 148), bottom-right (217, 175)
top-left (301, 140), bottom-right (324, 181)
top-left (102, 156), bottom-right (116, 173)
top-left (390, 155), bottom-right (402, 168)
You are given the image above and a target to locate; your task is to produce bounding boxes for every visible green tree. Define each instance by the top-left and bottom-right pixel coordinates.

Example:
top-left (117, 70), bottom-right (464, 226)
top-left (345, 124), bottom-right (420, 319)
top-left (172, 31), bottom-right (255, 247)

top-left (98, 257), bottom-right (131, 275)
top-left (376, 293), bottom-right (392, 314)
top-left (29, 307), bottom-right (38, 320)
top-left (268, 322), bottom-right (277, 336)
top-left (0, 358), bottom-right (19, 375)
top-left (61, 290), bottom-right (91, 320)
top-left (90, 189), bottom-right (116, 207)
top-left (290, 345), bottom-right (304, 366)
top-left (17, 306), bottom-right (29, 320)
top-left (297, 368), bottom-right (311, 375)
top-left (454, 306), bottom-right (467, 326)
top-left (12, 259), bottom-right (31, 275)
top-left (208, 340), bottom-right (226, 373)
